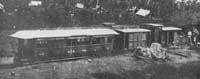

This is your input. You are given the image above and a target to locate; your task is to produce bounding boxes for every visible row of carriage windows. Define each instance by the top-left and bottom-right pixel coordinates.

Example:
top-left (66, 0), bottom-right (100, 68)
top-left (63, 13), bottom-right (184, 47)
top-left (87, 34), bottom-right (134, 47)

top-left (36, 37), bottom-right (113, 48)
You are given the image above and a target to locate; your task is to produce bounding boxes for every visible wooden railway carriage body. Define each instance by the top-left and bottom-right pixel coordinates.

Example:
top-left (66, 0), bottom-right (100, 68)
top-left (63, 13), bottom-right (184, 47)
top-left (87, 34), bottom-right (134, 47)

top-left (10, 28), bottom-right (118, 62)
top-left (140, 23), bottom-right (182, 46)
top-left (114, 28), bottom-right (151, 50)
top-left (160, 27), bottom-right (182, 46)
top-left (140, 23), bottom-right (164, 44)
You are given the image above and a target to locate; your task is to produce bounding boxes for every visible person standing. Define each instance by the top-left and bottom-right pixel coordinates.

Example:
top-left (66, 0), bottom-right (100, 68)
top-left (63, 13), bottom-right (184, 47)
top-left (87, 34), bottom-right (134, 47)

top-left (192, 27), bottom-right (199, 45)
top-left (188, 30), bottom-right (193, 46)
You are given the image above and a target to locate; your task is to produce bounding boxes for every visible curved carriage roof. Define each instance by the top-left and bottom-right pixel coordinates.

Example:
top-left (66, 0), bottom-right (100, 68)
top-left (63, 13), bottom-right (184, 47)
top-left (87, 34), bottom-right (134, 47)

top-left (141, 23), bottom-right (164, 27)
top-left (116, 28), bottom-right (151, 33)
top-left (141, 23), bottom-right (182, 31)
top-left (162, 27), bottom-right (182, 31)
top-left (10, 28), bottom-right (119, 39)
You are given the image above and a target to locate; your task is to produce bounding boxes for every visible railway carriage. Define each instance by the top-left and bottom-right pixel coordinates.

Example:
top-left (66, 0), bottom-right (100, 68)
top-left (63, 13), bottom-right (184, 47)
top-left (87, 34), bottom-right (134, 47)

top-left (114, 28), bottom-right (151, 50)
top-left (160, 27), bottom-right (182, 46)
top-left (10, 28), bottom-right (118, 63)
top-left (140, 23), bottom-right (182, 46)
top-left (140, 23), bottom-right (164, 44)
top-left (9, 24), bottom-right (182, 64)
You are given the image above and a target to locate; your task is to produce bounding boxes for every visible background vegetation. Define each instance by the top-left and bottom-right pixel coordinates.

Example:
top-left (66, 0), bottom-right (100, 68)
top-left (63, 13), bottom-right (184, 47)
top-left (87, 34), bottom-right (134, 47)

top-left (0, 0), bottom-right (199, 30)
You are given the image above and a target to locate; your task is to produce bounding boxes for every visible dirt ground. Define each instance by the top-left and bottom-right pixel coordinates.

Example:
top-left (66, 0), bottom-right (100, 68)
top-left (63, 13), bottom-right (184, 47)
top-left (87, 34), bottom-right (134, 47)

top-left (0, 48), bottom-right (199, 79)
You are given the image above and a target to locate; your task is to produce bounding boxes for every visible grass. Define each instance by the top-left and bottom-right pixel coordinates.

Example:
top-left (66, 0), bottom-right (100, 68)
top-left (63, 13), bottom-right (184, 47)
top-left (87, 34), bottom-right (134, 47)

top-left (0, 54), bottom-right (199, 79)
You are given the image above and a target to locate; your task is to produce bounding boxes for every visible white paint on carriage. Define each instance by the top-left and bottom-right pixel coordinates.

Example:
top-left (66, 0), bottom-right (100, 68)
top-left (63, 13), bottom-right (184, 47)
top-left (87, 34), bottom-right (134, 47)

top-left (142, 23), bottom-right (164, 27)
top-left (116, 28), bottom-right (151, 33)
top-left (162, 27), bottom-right (182, 31)
top-left (10, 28), bottom-right (119, 39)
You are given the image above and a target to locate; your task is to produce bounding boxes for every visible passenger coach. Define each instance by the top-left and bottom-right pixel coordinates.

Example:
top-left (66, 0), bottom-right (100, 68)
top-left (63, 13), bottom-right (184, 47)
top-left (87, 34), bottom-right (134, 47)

top-left (10, 28), bottom-right (118, 63)
top-left (10, 24), bottom-right (182, 64)
top-left (114, 28), bottom-right (151, 50)
top-left (140, 23), bottom-right (182, 46)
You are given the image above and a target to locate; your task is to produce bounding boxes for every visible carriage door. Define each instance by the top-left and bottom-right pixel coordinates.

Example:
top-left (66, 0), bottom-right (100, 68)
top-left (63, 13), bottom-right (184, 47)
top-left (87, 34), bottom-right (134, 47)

top-left (48, 38), bottom-right (65, 58)
top-left (154, 29), bottom-right (161, 43)
top-left (35, 39), bottom-right (48, 61)
top-left (168, 31), bottom-right (175, 44)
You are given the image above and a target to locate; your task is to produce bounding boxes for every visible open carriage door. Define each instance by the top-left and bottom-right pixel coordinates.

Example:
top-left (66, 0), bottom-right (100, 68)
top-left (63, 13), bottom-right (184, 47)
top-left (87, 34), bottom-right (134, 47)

top-left (154, 29), bottom-right (161, 43)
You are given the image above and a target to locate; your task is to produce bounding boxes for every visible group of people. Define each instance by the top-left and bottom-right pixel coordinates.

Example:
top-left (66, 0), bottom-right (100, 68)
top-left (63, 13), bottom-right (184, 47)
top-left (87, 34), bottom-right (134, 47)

top-left (187, 27), bottom-right (199, 46)
top-left (172, 27), bottom-right (199, 47)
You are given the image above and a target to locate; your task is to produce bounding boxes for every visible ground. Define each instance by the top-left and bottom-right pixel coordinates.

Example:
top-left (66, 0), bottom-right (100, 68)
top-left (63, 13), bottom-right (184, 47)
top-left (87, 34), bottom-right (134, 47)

top-left (0, 48), bottom-right (200, 79)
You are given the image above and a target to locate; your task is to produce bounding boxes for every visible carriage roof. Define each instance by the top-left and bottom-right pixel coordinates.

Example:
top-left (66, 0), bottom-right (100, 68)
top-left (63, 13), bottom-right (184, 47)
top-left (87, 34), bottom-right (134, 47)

top-left (162, 27), bottom-right (182, 31)
top-left (10, 28), bottom-right (119, 39)
top-left (116, 28), bottom-right (151, 33)
top-left (141, 23), bottom-right (164, 27)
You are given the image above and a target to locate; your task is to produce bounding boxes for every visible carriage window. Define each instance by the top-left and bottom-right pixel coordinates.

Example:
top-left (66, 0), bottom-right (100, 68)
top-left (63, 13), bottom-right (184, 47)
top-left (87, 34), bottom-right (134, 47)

top-left (66, 38), bottom-right (90, 46)
top-left (107, 37), bottom-right (113, 43)
top-left (57, 40), bottom-right (64, 48)
top-left (47, 39), bottom-right (64, 48)
top-left (81, 38), bottom-right (90, 45)
top-left (77, 38), bottom-right (88, 45)
top-left (66, 39), bottom-right (72, 46)
top-left (24, 40), bottom-right (28, 45)
top-left (129, 34), bottom-right (134, 40)
top-left (77, 39), bottom-right (81, 45)
top-left (138, 33), bottom-right (142, 40)
top-left (142, 33), bottom-right (147, 40)
top-left (92, 38), bottom-right (100, 44)
top-left (36, 40), bottom-right (48, 48)
top-left (71, 39), bottom-right (77, 46)
top-left (92, 37), bottom-right (105, 44)
top-left (131, 33), bottom-right (138, 41)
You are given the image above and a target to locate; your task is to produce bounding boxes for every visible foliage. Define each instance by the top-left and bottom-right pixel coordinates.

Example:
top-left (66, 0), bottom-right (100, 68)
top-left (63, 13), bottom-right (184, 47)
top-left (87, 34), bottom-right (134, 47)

top-left (170, 10), bottom-right (200, 26)
top-left (0, 0), bottom-right (199, 29)
top-left (170, 0), bottom-right (200, 26)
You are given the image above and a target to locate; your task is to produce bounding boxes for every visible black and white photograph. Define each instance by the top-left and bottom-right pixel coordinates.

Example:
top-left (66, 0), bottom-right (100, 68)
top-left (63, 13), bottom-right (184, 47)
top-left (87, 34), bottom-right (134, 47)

top-left (0, 0), bottom-right (200, 79)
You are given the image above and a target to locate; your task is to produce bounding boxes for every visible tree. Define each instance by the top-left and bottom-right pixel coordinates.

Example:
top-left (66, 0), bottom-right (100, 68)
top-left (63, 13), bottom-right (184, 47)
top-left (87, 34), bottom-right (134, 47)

top-left (0, 0), bottom-right (192, 29)
top-left (170, 0), bottom-right (200, 26)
